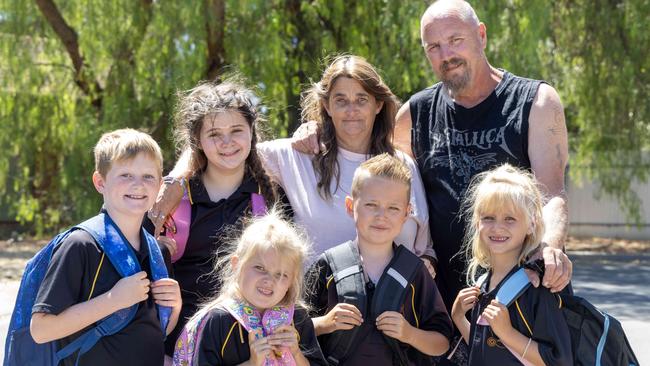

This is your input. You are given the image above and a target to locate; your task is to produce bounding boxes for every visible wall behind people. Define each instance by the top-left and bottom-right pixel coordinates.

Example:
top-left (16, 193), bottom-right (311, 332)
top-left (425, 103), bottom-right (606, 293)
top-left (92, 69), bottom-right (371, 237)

top-left (1, 0), bottom-right (648, 233)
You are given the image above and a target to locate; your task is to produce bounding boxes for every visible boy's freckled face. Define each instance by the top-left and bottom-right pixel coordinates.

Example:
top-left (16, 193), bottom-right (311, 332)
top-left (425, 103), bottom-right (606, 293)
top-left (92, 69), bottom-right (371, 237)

top-left (349, 176), bottom-right (410, 247)
top-left (93, 152), bottom-right (161, 219)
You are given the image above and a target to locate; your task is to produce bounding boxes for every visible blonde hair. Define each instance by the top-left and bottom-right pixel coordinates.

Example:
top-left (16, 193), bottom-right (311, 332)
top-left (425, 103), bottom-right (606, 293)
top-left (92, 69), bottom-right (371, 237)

top-left (351, 153), bottom-right (412, 200)
top-left (188, 208), bottom-right (310, 323)
top-left (302, 55), bottom-right (400, 200)
top-left (93, 128), bottom-right (163, 177)
top-left (463, 164), bottom-right (545, 285)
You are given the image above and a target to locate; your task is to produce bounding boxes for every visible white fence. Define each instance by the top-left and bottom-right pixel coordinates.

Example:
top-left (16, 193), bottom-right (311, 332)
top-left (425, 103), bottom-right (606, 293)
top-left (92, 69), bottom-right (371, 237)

top-left (568, 176), bottom-right (650, 240)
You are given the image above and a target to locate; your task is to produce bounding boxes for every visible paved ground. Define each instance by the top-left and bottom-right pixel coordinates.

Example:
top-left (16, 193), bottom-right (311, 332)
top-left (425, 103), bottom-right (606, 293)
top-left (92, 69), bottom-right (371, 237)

top-left (1, 252), bottom-right (648, 363)
top-left (570, 252), bottom-right (649, 365)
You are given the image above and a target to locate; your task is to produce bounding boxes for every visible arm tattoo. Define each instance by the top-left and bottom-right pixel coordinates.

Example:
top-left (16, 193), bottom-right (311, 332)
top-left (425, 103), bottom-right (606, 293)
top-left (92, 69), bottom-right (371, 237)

top-left (547, 104), bottom-right (564, 136)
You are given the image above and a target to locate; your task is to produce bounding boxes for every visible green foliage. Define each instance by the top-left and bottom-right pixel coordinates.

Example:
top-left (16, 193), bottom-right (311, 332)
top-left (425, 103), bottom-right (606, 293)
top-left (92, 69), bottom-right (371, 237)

top-left (0, 0), bottom-right (648, 233)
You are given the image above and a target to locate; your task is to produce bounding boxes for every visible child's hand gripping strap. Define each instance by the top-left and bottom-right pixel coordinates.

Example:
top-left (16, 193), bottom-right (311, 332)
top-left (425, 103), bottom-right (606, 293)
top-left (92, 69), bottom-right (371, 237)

top-left (77, 213), bottom-right (171, 338)
top-left (222, 299), bottom-right (295, 366)
top-left (475, 268), bottom-right (534, 366)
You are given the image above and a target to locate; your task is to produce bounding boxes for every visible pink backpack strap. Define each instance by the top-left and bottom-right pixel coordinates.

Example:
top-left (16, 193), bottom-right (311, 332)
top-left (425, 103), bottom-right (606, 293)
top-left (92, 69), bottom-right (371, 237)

top-left (172, 312), bottom-right (210, 366)
top-left (222, 299), bottom-right (296, 366)
top-left (168, 192), bottom-right (191, 263)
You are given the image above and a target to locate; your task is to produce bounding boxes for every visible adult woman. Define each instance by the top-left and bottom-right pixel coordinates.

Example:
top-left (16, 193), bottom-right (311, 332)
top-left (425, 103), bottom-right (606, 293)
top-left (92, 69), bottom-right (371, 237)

top-left (151, 55), bottom-right (433, 262)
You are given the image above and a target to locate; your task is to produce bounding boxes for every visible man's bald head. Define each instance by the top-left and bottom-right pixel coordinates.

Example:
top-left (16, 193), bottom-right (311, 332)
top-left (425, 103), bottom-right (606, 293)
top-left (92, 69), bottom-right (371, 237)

top-left (422, 0), bottom-right (480, 30)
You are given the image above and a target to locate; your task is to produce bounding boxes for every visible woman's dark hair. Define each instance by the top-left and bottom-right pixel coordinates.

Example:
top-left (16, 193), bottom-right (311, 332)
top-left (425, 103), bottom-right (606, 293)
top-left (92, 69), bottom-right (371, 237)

top-left (301, 55), bottom-right (400, 200)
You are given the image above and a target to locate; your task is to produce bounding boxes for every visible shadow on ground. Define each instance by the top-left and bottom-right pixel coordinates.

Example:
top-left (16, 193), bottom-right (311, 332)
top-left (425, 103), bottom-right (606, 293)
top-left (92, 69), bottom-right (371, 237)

top-left (570, 253), bottom-right (650, 321)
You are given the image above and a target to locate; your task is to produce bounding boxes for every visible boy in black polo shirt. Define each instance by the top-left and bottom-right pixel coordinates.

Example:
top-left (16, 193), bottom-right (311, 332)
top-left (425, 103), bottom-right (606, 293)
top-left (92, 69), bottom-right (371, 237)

top-left (30, 129), bottom-right (182, 366)
top-left (306, 154), bottom-right (452, 366)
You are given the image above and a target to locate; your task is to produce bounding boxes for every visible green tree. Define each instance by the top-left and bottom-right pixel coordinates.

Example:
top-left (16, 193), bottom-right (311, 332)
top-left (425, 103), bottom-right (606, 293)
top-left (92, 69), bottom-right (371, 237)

top-left (1, 1), bottom-right (648, 233)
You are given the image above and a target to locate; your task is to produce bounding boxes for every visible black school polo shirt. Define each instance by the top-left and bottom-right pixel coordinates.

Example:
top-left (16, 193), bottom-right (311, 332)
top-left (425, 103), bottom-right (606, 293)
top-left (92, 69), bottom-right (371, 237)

top-left (163, 174), bottom-right (260, 354)
top-left (33, 228), bottom-right (169, 366)
top-left (196, 307), bottom-right (327, 366)
top-left (306, 244), bottom-right (453, 366)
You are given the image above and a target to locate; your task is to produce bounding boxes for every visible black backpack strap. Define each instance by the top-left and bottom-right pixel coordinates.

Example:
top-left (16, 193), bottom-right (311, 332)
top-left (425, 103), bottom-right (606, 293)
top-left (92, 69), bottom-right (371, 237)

top-left (323, 241), bottom-right (366, 366)
top-left (372, 245), bottom-right (423, 366)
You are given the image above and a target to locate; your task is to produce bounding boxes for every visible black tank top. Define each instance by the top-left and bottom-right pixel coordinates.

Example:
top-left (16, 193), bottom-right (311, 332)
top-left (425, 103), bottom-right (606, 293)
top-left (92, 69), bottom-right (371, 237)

top-left (409, 71), bottom-right (542, 308)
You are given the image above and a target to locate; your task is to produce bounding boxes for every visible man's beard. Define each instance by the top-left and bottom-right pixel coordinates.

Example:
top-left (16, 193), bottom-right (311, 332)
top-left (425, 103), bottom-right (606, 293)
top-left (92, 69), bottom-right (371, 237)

top-left (440, 58), bottom-right (470, 94)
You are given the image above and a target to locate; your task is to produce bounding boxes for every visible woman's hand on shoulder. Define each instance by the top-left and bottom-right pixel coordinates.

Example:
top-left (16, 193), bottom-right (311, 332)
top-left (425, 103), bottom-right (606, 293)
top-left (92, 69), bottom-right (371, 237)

top-left (291, 121), bottom-right (322, 155)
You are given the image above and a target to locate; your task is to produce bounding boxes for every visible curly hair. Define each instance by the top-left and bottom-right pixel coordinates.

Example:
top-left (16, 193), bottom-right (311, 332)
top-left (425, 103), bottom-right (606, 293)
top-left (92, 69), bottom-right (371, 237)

top-left (174, 77), bottom-right (277, 205)
top-left (301, 55), bottom-right (400, 200)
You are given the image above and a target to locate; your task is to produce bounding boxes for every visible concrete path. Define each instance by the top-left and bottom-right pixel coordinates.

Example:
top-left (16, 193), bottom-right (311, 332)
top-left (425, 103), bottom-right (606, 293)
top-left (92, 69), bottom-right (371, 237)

top-left (1, 254), bottom-right (648, 363)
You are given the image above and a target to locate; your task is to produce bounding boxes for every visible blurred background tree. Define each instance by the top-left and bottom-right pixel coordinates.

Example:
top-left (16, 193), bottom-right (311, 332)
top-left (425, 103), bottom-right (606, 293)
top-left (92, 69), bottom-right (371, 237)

top-left (0, 0), bottom-right (648, 234)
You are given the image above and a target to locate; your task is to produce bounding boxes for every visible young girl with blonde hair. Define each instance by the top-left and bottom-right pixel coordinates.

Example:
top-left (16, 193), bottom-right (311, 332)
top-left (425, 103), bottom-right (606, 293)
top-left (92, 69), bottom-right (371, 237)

top-left (451, 164), bottom-right (571, 366)
top-left (173, 209), bottom-right (326, 366)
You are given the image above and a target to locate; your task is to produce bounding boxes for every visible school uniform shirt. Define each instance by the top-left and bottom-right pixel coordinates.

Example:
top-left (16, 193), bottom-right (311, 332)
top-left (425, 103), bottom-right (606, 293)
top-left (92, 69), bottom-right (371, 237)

top-left (32, 227), bottom-right (170, 366)
top-left (257, 139), bottom-right (434, 260)
top-left (146, 174), bottom-right (294, 355)
top-left (152, 174), bottom-right (261, 355)
top-left (306, 244), bottom-right (452, 366)
top-left (196, 306), bottom-right (327, 366)
top-left (467, 266), bottom-right (573, 366)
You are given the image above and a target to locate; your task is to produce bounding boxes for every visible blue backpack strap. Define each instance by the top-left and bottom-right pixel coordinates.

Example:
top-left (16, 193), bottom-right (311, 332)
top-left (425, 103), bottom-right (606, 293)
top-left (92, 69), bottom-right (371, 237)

top-left (55, 212), bottom-right (171, 364)
top-left (143, 229), bottom-right (171, 335)
top-left (476, 268), bottom-right (530, 307)
top-left (78, 212), bottom-right (171, 333)
top-left (495, 268), bottom-right (531, 307)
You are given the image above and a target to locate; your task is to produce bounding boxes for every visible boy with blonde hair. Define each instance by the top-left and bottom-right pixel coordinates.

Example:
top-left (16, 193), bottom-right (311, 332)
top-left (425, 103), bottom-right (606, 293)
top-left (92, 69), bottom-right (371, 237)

top-left (25, 129), bottom-right (181, 366)
top-left (307, 153), bottom-right (451, 366)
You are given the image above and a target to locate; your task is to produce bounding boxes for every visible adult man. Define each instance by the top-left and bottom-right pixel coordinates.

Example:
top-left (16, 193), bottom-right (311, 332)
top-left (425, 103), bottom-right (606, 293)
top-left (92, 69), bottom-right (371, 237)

top-left (393, 0), bottom-right (571, 309)
top-left (292, 0), bottom-right (572, 311)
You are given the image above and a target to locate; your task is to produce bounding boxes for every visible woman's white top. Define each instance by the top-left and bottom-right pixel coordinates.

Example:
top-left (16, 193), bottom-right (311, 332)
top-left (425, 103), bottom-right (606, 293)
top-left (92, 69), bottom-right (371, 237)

top-left (258, 138), bottom-right (434, 259)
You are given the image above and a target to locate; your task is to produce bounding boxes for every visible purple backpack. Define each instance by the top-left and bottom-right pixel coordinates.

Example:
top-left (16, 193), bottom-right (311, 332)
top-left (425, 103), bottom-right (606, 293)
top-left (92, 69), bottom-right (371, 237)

top-left (172, 299), bottom-right (295, 366)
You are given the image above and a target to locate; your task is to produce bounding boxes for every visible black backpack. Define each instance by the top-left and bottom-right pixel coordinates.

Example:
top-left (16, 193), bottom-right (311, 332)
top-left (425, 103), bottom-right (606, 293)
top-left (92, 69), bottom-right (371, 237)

top-left (322, 241), bottom-right (423, 366)
top-left (488, 263), bottom-right (639, 366)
